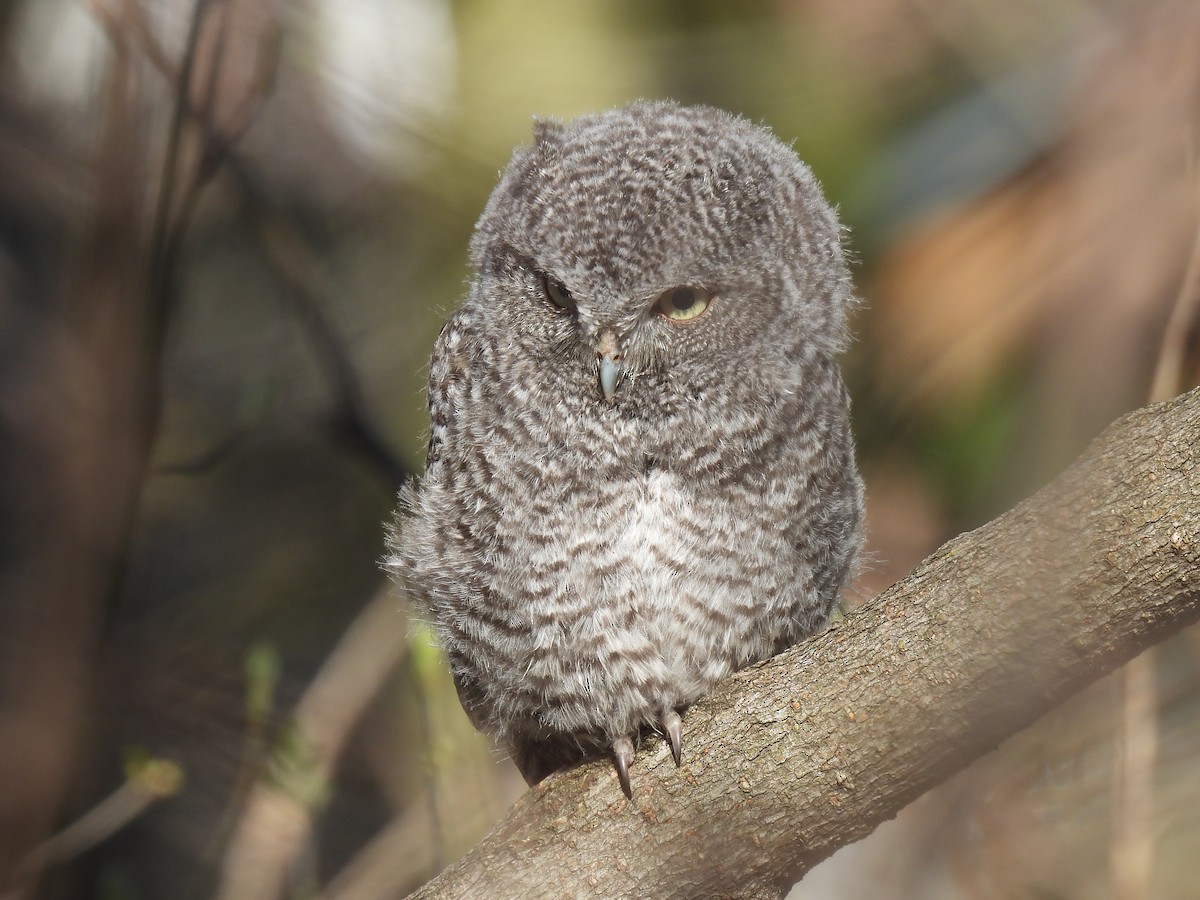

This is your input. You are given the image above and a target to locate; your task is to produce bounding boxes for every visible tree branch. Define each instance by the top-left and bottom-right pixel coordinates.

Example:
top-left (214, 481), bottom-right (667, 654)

top-left (409, 386), bottom-right (1200, 900)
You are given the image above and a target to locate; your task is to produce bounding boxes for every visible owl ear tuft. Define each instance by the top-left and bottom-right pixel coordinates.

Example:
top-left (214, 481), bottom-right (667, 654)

top-left (531, 117), bottom-right (565, 147)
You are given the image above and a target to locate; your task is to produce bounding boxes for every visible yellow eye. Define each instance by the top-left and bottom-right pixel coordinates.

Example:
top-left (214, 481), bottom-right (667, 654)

top-left (655, 286), bottom-right (712, 323)
top-left (542, 275), bottom-right (576, 311)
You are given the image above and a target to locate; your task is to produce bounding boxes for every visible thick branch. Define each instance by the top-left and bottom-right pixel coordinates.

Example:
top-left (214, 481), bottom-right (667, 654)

top-left (409, 386), bottom-right (1200, 900)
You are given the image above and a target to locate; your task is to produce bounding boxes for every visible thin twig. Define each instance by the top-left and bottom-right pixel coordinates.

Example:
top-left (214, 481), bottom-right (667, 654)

top-left (97, 0), bottom-right (404, 486)
top-left (145, 0), bottom-right (215, 349)
top-left (7, 759), bottom-right (183, 894)
top-left (1111, 164), bottom-right (1200, 900)
top-left (214, 585), bottom-right (412, 900)
top-left (1148, 170), bottom-right (1200, 404)
top-left (251, 210), bottom-right (409, 485)
top-left (1112, 654), bottom-right (1158, 900)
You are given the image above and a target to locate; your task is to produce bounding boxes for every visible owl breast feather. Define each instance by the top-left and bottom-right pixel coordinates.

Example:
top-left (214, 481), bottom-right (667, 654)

top-left (450, 437), bottom-right (819, 741)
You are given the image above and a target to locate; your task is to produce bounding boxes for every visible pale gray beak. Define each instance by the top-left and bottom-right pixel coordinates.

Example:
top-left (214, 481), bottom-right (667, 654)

top-left (599, 353), bottom-right (623, 400)
top-left (596, 329), bottom-right (624, 401)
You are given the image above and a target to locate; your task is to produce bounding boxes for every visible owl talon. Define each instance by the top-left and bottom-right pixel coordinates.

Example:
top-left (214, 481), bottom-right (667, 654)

top-left (663, 709), bottom-right (682, 766)
top-left (612, 735), bottom-right (635, 798)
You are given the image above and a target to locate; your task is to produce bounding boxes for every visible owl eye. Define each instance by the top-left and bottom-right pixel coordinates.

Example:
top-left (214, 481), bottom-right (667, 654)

top-left (542, 275), bottom-right (576, 312)
top-left (655, 286), bottom-right (712, 323)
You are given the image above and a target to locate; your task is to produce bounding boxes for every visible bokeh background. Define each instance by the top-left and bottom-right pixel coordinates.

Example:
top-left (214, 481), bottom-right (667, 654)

top-left (1, 0), bottom-right (1198, 897)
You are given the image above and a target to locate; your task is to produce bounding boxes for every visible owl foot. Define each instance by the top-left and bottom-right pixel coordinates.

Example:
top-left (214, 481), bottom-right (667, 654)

top-left (611, 711), bottom-right (682, 798)
top-left (663, 708), bottom-right (683, 766)
top-left (612, 735), bottom-right (635, 798)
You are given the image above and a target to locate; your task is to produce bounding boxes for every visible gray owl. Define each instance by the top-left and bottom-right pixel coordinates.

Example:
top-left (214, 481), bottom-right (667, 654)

top-left (387, 100), bottom-right (863, 798)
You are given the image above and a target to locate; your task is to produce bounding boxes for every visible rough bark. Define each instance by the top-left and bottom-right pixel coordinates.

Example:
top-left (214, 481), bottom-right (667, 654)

top-left (409, 386), bottom-right (1200, 900)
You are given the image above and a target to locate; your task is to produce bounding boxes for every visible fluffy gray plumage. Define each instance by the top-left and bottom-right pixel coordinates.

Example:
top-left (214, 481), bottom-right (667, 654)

top-left (386, 100), bottom-right (864, 796)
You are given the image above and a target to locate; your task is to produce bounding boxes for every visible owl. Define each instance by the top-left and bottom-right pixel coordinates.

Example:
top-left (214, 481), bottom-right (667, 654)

top-left (387, 100), bottom-right (863, 798)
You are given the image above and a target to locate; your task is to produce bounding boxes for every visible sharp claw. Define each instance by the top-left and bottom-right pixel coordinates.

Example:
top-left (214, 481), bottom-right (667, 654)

top-left (612, 736), bottom-right (634, 799)
top-left (663, 709), bottom-right (682, 766)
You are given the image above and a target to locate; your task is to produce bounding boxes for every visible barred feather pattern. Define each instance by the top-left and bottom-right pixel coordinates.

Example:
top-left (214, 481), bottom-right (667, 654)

top-left (387, 101), bottom-right (864, 791)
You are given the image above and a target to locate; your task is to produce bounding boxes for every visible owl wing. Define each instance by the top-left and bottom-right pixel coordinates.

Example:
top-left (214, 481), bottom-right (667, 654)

top-left (799, 376), bottom-right (864, 610)
top-left (424, 307), bottom-right (478, 470)
top-left (422, 309), bottom-right (496, 730)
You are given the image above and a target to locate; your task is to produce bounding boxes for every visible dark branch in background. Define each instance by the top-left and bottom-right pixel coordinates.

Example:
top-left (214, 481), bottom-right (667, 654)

top-left (407, 387), bottom-right (1200, 900)
top-left (144, 0), bottom-right (213, 369)
top-left (250, 206), bottom-right (410, 486)
top-left (1, 1), bottom-right (241, 888)
top-left (3, 0), bottom-right (404, 892)
top-left (1, 0), bottom-right (164, 889)
top-left (122, 0), bottom-right (408, 487)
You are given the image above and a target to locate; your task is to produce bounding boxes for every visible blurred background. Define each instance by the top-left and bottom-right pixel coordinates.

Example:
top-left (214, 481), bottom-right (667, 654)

top-left (0, 0), bottom-right (1198, 897)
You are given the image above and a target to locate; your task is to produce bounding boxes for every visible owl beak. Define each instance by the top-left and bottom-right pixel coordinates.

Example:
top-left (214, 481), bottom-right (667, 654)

top-left (599, 354), bottom-right (623, 400)
top-left (596, 330), bottom-right (625, 401)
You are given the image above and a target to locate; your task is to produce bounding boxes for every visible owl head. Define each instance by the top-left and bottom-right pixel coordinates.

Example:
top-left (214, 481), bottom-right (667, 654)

top-left (468, 100), bottom-right (856, 404)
